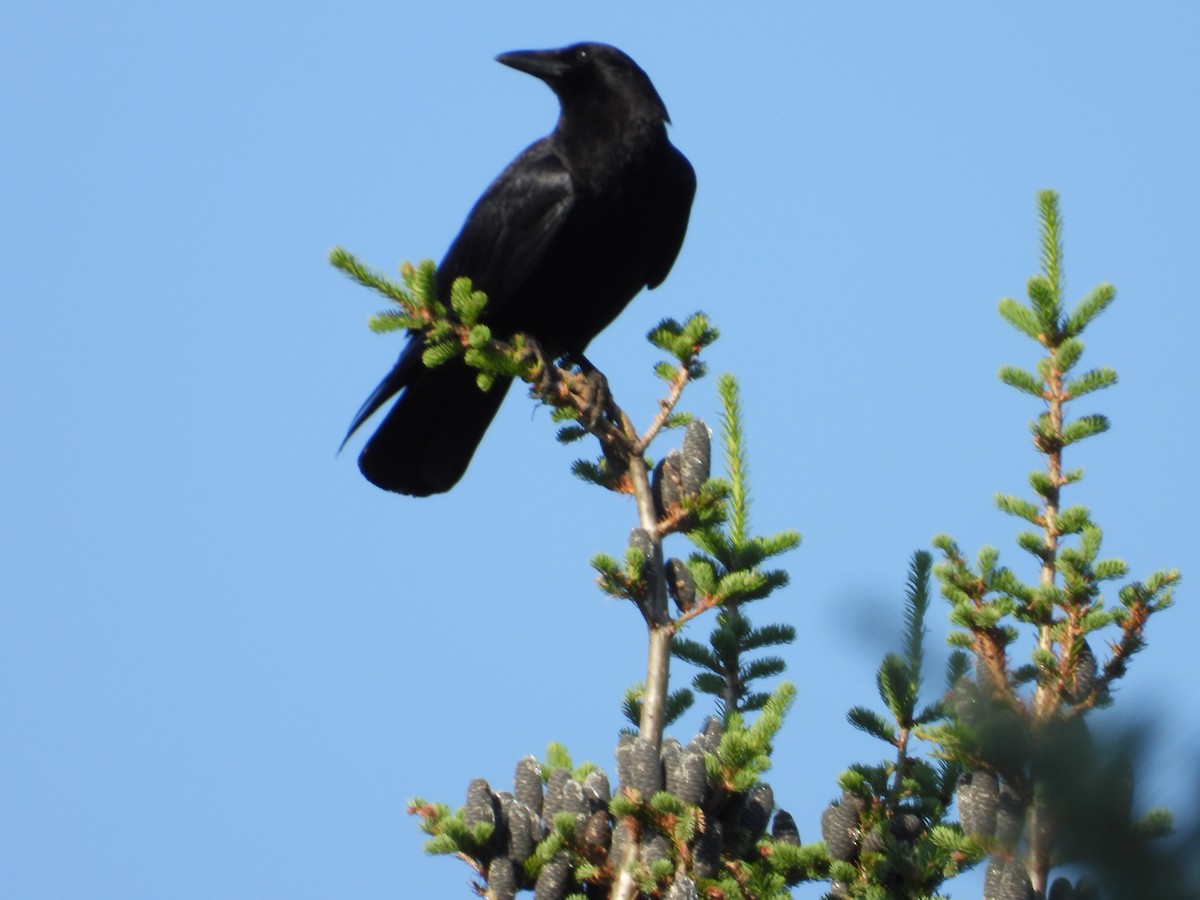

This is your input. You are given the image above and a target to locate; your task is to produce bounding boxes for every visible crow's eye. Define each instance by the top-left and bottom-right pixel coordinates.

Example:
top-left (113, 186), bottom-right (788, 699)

top-left (575, 47), bottom-right (589, 62)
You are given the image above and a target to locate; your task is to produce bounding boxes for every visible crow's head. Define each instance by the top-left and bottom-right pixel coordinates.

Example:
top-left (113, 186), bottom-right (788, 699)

top-left (497, 42), bottom-right (671, 126)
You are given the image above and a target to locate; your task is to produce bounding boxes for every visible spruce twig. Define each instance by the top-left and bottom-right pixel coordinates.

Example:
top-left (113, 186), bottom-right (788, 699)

top-left (931, 191), bottom-right (1179, 896)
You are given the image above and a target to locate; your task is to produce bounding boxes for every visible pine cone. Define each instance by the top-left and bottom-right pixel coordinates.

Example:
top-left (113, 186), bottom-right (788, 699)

top-left (640, 831), bottom-right (671, 867)
top-left (579, 809), bottom-right (612, 859)
top-left (666, 874), bottom-right (697, 900)
top-left (861, 826), bottom-right (886, 854)
top-left (533, 852), bottom-right (572, 900)
top-left (771, 809), bottom-right (800, 845)
top-left (1066, 639), bottom-right (1097, 705)
top-left (660, 736), bottom-right (682, 772)
top-left (982, 856), bottom-right (1005, 900)
top-left (995, 783), bottom-right (1025, 847)
top-left (680, 419), bottom-right (711, 496)
top-left (583, 769), bottom-right (611, 811)
top-left (665, 558), bottom-right (697, 613)
top-left (627, 527), bottom-right (658, 587)
top-left (821, 792), bottom-right (863, 861)
top-left (560, 778), bottom-right (588, 817)
top-left (618, 734), bottom-right (663, 799)
top-left (889, 809), bottom-right (925, 843)
top-left (983, 856), bottom-right (1033, 900)
top-left (692, 820), bottom-right (723, 879)
top-left (543, 768), bottom-right (571, 822)
top-left (652, 451), bottom-right (683, 515)
top-left (664, 744), bottom-right (706, 806)
top-left (487, 857), bottom-right (518, 900)
top-left (499, 795), bottom-right (537, 865)
top-left (513, 755), bottom-right (544, 815)
top-left (692, 716), bottom-right (724, 756)
top-left (739, 783), bottom-right (774, 844)
top-left (465, 778), bottom-right (498, 832)
top-left (957, 769), bottom-right (1000, 838)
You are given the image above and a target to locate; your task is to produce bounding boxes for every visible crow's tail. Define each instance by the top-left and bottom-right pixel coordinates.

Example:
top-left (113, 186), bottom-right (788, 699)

top-left (356, 364), bottom-right (513, 496)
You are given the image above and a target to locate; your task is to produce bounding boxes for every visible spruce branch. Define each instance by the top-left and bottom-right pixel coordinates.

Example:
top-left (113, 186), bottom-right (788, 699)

top-left (928, 191), bottom-right (1181, 896)
top-left (717, 373), bottom-right (751, 546)
top-left (668, 374), bottom-right (801, 722)
top-left (819, 553), bottom-right (979, 898)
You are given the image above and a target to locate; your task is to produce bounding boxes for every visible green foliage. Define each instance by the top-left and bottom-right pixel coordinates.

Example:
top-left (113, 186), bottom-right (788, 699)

top-left (672, 374), bottom-right (801, 719)
top-left (420, 337), bottom-right (461, 369)
top-left (924, 191), bottom-right (1182, 895)
top-left (621, 682), bottom-right (694, 730)
top-left (714, 683), bottom-right (795, 790)
top-left (448, 275), bottom-right (488, 325)
top-left (999, 364), bottom-right (1046, 397)
top-left (821, 553), bottom-right (980, 899)
top-left (383, 191), bottom-right (1185, 900)
top-left (647, 313), bottom-right (720, 378)
top-left (543, 741), bottom-right (574, 774)
top-left (937, 192), bottom-right (1170, 707)
top-left (717, 374), bottom-right (751, 545)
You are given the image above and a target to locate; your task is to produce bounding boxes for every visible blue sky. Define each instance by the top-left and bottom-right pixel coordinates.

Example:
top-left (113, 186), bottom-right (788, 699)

top-left (3, 3), bottom-right (1198, 897)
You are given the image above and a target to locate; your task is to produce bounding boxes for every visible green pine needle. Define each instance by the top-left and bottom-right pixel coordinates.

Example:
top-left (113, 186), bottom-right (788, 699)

top-left (1065, 282), bottom-right (1117, 337)
top-left (717, 373), bottom-right (750, 546)
top-left (671, 636), bottom-right (719, 670)
top-left (1065, 367), bottom-right (1118, 399)
top-left (1055, 504), bottom-right (1092, 535)
top-left (998, 297), bottom-right (1043, 340)
top-left (739, 623), bottom-right (798, 651)
top-left (1037, 188), bottom-right (1065, 302)
top-left (571, 459), bottom-right (608, 486)
top-left (1093, 558), bottom-right (1129, 581)
top-left (664, 688), bottom-right (695, 726)
top-left (466, 324), bottom-right (491, 348)
top-left (1028, 470), bottom-right (1055, 498)
top-left (621, 685), bottom-right (642, 728)
top-left (742, 657), bottom-right (787, 681)
top-left (995, 493), bottom-right (1041, 524)
top-left (693, 672), bottom-right (726, 697)
top-left (556, 425), bottom-right (587, 444)
top-left (448, 276), bottom-right (488, 324)
top-left (654, 360), bottom-right (678, 381)
top-left (1051, 337), bottom-right (1085, 374)
top-left (876, 653), bottom-right (917, 721)
top-left (1027, 274), bottom-right (1060, 332)
top-left (543, 742), bottom-right (574, 772)
top-left (329, 246), bottom-right (413, 306)
top-left (421, 339), bottom-right (461, 369)
top-left (367, 309), bottom-right (422, 333)
top-left (847, 705), bottom-right (898, 743)
top-left (999, 365), bottom-right (1046, 397)
top-left (1061, 413), bottom-right (1110, 446)
top-left (646, 316), bottom-right (682, 346)
top-left (411, 259), bottom-right (439, 312)
top-left (904, 551), bottom-right (932, 677)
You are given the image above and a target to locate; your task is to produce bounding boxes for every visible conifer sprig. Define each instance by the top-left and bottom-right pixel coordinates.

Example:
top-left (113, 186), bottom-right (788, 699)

top-left (668, 375), bottom-right (801, 719)
top-left (331, 250), bottom-right (639, 451)
top-left (822, 552), bottom-right (978, 898)
top-left (927, 191), bottom-right (1181, 896)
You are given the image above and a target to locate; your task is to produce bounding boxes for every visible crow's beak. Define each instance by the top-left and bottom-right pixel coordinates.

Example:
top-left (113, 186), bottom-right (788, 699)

top-left (496, 49), bottom-right (569, 83)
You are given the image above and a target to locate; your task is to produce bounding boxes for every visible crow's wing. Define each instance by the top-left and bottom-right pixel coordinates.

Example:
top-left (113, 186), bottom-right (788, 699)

top-left (645, 145), bottom-right (696, 290)
top-left (341, 139), bottom-right (574, 450)
top-left (437, 138), bottom-right (575, 307)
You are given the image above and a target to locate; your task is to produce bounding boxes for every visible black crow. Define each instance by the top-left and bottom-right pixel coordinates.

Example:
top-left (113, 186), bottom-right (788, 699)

top-left (343, 42), bottom-right (695, 495)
